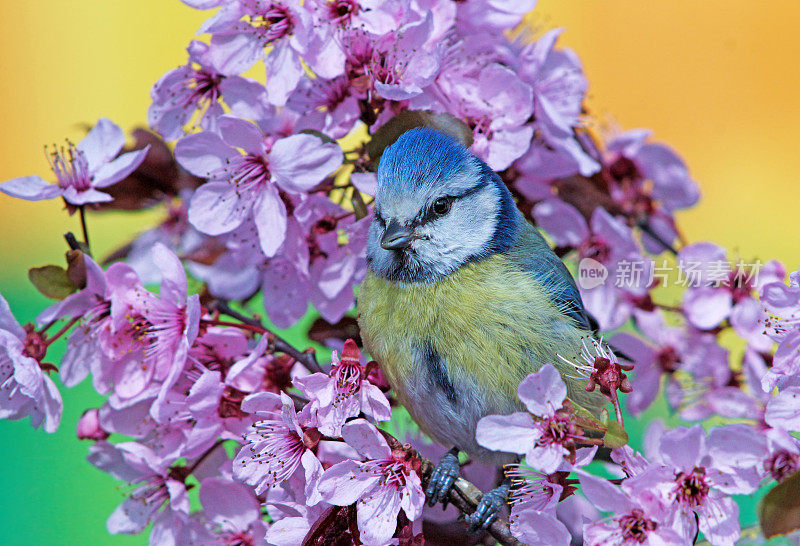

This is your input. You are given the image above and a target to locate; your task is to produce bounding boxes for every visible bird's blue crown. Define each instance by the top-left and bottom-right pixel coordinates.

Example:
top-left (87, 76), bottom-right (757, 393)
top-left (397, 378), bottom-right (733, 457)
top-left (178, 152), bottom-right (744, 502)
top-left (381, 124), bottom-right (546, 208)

top-left (378, 127), bottom-right (478, 193)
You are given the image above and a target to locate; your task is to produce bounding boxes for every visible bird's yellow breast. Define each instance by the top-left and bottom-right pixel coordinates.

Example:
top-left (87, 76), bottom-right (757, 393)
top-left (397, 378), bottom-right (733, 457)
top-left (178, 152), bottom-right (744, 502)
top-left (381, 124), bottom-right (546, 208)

top-left (357, 254), bottom-right (591, 416)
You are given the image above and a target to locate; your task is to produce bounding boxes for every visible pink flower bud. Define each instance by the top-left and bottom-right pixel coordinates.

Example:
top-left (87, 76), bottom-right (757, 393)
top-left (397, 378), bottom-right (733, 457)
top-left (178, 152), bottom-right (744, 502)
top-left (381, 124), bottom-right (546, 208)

top-left (77, 409), bottom-right (108, 441)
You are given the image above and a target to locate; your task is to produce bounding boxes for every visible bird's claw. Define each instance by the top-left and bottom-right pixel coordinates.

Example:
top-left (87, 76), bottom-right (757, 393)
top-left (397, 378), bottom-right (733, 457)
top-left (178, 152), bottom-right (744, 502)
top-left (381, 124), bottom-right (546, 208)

top-left (465, 483), bottom-right (509, 532)
top-left (426, 449), bottom-right (460, 507)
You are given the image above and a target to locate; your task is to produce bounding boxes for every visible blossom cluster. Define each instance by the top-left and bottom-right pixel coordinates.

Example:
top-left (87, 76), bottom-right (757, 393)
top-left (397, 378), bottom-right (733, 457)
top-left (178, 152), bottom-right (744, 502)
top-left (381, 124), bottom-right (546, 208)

top-left (1, 0), bottom-right (799, 544)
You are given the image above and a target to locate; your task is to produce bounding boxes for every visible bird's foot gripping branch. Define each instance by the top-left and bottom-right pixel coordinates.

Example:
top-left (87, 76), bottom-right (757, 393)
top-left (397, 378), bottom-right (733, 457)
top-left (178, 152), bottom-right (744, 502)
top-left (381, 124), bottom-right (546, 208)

top-left (2, 1), bottom-right (800, 544)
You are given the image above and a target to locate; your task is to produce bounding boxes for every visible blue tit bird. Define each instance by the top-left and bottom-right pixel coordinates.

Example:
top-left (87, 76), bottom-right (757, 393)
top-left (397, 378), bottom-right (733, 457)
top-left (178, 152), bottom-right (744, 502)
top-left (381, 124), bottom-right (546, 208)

top-left (356, 127), bottom-right (607, 530)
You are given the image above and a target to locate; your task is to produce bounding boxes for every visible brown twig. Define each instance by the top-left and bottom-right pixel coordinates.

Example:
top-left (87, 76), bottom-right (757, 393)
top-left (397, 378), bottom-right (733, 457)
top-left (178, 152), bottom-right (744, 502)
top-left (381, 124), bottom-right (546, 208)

top-left (418, 458), bottom-right (523, 546)
top-left (637, 219), bottom-right (678, 256)
top-left (209, 300), bottom-right (325, 375)
top-left (64, 232), bottom-right (83, 251)
top-left (304, 437), bottom-right (522, 545)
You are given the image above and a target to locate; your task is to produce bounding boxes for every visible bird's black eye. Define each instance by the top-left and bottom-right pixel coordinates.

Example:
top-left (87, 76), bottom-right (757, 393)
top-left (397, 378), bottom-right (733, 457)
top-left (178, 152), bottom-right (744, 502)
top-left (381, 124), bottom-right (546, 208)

top-left (432, 197), bottom-right (451, 216)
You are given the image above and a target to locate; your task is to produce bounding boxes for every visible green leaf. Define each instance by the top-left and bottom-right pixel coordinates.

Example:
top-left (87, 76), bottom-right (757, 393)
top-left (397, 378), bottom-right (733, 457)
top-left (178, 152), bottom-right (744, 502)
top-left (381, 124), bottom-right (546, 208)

top-left (602, 420), bottom-right (629, 449)
top-left (570, 400), bottom-right (606, 432)
top-left (28, 265), bottom-right (78, 300)
top-left (759, 471), bottom-right (800, 538)
top-left (366, 110), bottom-right (474, 167)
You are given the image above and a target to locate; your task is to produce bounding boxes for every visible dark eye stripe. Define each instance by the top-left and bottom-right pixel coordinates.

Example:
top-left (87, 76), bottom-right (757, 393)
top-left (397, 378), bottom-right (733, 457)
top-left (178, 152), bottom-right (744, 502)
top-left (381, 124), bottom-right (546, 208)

top-left (413, 182), bottom-right (486, 226)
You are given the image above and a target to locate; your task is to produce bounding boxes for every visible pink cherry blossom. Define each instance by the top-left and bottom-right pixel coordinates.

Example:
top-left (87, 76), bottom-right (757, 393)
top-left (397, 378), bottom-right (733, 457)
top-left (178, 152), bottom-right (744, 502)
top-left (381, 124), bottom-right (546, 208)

top-left (611, 309), bottom-right (685, 414)
top-left (341, 16), bottom-right (441, 102)
top-left (420, 57), bottom-right (534, 169)
top-left (263, 499), bottom-right (330, 546)
top-left (760, 268), bottom-right (800, 389)
top-left (294, 339), bottom-right (391, 436)
top-left (287, 75), bottom-right (361, 139)
top-left (611, 309), bottom-right (743, 419)
top-left (512, 137), bottom-right (584, 200)
top-left (98, 394), bottom-right (188, 462)
top-left (476, 364), bottom-right (581, 474)
top-left (317, 419), bottom-right (425, 546)
top-left (0, 118), bottom-right (149, 205)
top-left (76, 262), bottom-right (152, 402)
top-left (73, 245), bottom-right (200, 407)
top-left (151, 366), bottom-right (254, 458)
top-left (309, 0), bottom-right (399, 36)
top-left (142, 244), bottom-right (202, 399)
top-left (0, 294), bottom-right (62, 432)
top-left (506, 447), bottom-right (597, 545)
top-left (35, 253), bottom-right (109, 388)
top-left (605, 129), bottom-right (699, 214)
top-left (579, 470), bottom-right (684, 545)
top-left (257, 196), bottom-right (369, 328)
top-left (233, 392), bottom-right (324, 503)
top-left (88, 441), bottom-right (189, 535)
top-left (177, 116), bottom-right (343, 257)
top-left (203, 0), bottom-right (313, 105)
top-left (679, 242), bottom-right (784, 341)
top-left (149, 40), bottom-right (268, 141)
top-left (456, 0), bottom-right (537, 34)
top-left (517, 28), bottom-right (599, 175)
top-left (632, 424), bottom-right (767, 545)
top-left (77, 408), bottom-right (109, 440)
top-left (195, 477), bottom-right (268, 545)
top-left (663, 333), bottom-right (750, 422)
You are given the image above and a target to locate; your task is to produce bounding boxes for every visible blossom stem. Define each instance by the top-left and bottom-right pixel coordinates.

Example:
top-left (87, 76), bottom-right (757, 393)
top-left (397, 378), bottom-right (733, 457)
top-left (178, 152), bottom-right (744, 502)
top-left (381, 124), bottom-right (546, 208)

top-left (45, 316), bottom-right (80, 346)
top-left (653, 302), bottom-right (683, 313)
top-left (418, 457), bottom-right (522, 546)
top-left (186, 439), bottom-right (225, 475)
top-left (37, 318), bottom-right (58, 335)
top-left (203, 318), bottom-right (267, 334)
top-left (288, 392), bottom-right (310, 412)
top-left (636, 219), bottom-right (678, 255)
top-left (79, 206), bottom-right (91, 254)
top-left (609, 390), bottom-right (625, 426)
top-left (332, 211), bottom-right (354, 222)
top-left (64, 232), bottom-right (83, 252)
top-left (209, 300), bottom-right (325, 374)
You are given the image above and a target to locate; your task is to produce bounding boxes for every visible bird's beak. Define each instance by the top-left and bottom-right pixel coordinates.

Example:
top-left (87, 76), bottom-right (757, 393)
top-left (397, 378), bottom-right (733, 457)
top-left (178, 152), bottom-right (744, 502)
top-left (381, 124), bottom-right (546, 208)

top-left (381, 220), bottom-right (415, 250)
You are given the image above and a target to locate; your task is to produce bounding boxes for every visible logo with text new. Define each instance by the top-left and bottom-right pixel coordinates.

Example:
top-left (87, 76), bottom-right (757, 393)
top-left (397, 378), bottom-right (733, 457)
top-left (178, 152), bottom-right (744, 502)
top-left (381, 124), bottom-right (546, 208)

top-left (577, 258), bottom-right (608, 289)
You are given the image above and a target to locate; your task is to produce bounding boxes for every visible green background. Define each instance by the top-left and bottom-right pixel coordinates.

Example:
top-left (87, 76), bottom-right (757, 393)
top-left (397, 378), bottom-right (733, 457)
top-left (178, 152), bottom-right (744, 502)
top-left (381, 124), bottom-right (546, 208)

top-left (1, 284), bottom-right (145, 545)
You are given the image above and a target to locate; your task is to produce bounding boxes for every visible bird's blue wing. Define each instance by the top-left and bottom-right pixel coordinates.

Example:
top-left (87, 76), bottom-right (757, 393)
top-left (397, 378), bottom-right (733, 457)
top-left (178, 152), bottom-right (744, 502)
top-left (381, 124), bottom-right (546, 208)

top-left (511, 218), bottom-right (595, 332)
top-left (526, 255), bottom-right (595, 331)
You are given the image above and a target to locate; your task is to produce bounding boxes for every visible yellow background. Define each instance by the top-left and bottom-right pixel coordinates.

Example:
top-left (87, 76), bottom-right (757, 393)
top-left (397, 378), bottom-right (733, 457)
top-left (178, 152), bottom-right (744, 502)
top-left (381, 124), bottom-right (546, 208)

top-left (0, 1), bottom-right (797, 542)
top-left (1, 1), bottom-right (799, 279)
